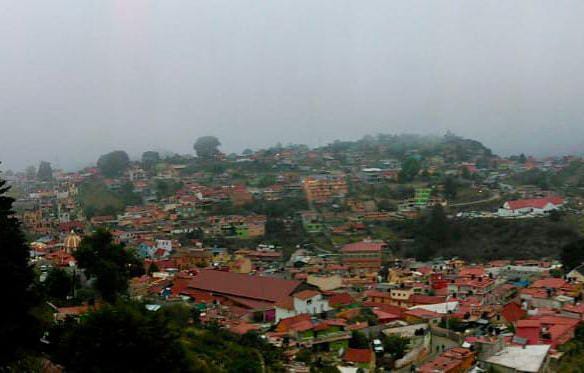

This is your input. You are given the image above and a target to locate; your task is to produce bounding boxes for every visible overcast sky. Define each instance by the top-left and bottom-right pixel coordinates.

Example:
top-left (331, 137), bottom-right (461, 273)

top-left (2, 1), bottom-right (584, 171)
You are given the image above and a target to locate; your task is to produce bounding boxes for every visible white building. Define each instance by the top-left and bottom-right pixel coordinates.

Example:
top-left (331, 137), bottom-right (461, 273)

top-left (497, 197), bottom-right (564, 217)
top-left (275, 290), bottom-right (332, 322)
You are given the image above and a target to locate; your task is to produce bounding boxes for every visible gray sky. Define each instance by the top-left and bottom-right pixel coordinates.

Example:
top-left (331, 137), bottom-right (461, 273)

top-left (2, 1), bottom-right (584, 171)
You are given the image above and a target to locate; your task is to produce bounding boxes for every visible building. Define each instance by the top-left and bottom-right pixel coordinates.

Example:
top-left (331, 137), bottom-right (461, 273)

top-left (497, 197), bottom-right (565, 217)
top-left (274, 290), bottom-right (332, 322)
top-left (303, 175), bottom-right (348, 204)
top-left (340, 240), bottom-right (386, 273)
top-left (418, 347), bottom-right (474, 373)
top-left (481, 345), bottom-right (550, 373)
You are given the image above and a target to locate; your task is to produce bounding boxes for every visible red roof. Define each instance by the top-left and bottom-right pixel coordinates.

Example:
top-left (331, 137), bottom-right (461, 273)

top-left (187, 269), bottom-right (301, 303)
top-left (501, 302), bottom-right (526, 323)
top-left (344, 348), bottom-right (372, 364)
top-left (277, 314), bottom-right (311, 332)
top-left (328, 293), bottom-right (354, 307)
top-left (506, 197), bottom-right (564, 210)
top-left (294, 290), bottom-right (320, 300)
top-left (341, 241), bottom-right (385, 253)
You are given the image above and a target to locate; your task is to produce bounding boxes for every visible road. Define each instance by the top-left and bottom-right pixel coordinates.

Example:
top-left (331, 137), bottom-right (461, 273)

top-left (450, 192), bottom-right (501, 208)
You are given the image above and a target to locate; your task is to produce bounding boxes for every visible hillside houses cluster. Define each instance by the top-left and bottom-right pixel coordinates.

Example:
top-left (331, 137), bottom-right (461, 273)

top-left (7, 137), bottom-right (584, 371)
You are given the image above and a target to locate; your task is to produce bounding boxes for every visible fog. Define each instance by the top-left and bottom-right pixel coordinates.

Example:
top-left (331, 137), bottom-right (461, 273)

top-left (2, 1), bottom-right (584, 171)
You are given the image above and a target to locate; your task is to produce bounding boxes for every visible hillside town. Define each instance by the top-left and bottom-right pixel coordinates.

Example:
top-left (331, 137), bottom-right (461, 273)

top-left (4, 133), bottom-right (584, 372)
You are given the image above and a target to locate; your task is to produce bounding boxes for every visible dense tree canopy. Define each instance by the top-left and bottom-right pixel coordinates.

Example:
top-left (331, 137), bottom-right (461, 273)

top-left (561, 239), bottom-right (584, 271)
top-left (37, 161), bottom-right (53, 181)
top-left (0, 174), bottom-right (41, 367)
top-left (399, 158), bottom-right (421, 183)
top-left (97, 150), bottom-right (130, 177)
top-left (194, 136), bottom-right (221, 159)
top-left (141, 151), bottom-right (160, 171)
top-left (49, 302), bottom-right (196, 373)
top-left (74, 229), bottom-right (143, 302)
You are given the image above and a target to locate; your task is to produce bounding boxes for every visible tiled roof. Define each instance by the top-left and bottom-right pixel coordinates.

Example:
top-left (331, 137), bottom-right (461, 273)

top-left (344, 348), bottom-right (372, 363)
top-left (506, 197), bottom-right (564, 210)
top-left (187, 269), bottom-right (301, 303)
top-left (341, 241), bottom-right (385, 253)
top-left (293, 290), bottom-right (320, 300)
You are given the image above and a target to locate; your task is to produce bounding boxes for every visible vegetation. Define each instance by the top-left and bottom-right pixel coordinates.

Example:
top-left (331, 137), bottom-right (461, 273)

top-left (37, 161), bottom-right (53, 181)
top-left (141, 150), bottom-right (160, 171)
top-left (394, 213), bottom-right (581, 261)
top-left (382, 334), bottom-right (410, 359)
top-left (0, 174), bottom-right (42, 368)
top-left (78, 181), bottom-right (141, 218)
top-left (73, 229), bottom-right (144, 302)
top-left (44, 268), bottom-right (75, 301)
top-left (194, 136), bottom-right (221, 159)
top-left (97, 150), bottom-right (130, 177)
top-left (560, 239), bottom-right (584, 271)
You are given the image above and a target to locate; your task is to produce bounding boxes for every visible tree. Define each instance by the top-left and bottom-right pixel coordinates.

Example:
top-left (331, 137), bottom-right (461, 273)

top-left (242, 148), bottom-right (253, 156)
top-left (49, 302), bottom-right (194, 373)
top-left (97, 150), bottom-right (130, 177)
top-left (399, 158), bottom-right (421, 183)
top-left (0, 171), bottom-right (41, 367)
top-left (37, 161), bottom-right (53, 181)
top-left (561, 239), bottom-right (584, 271)
top-left (518, 153), bottom-right (527, 164)
top-left (382, 334), bottom-right (410, 359)
top-left (25, 165), bottom-right (36, 180)
top-left (443, 176), bottom-right (459, 200)
top-left (154, 179), bottom-right (183, 199)
top-left (44, 268), bottom-right (74, 300)
top-left (74, 230), bottom-right (143, 302)
top-left (414, 205), bottom-right (451, 261)
top-left (194, 136), bottom-right (221, 159)
top-left (349, 331), bottom-right (370, 349)
top-left (141, 151), bottom-right (160, 171)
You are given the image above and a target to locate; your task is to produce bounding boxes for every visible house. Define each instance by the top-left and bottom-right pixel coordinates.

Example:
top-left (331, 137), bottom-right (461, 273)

top-left (183, 269), bottom-right (307, 322)
top-left (403, 308), bottom-right (442, 325)
top-left (481, 345), bottom-right (550, 373)
top-left (567, 264), bottom-right (584, 283)
top-left (515, 315), bottom-right (580, 348)
top-left (499, 302), bottom-right (526, 325)
top-left (497, 197), bottom-right (564, 217)
top-left (343, 348), bottom-right (375, 371)
top-left (275, 290), bottom-right (332, 322)
top-left (418, 347), bottom-right (474, 373)
top-left (303, 175), bottom-right (348, 204)
top-left (561, 303), bottom-right (584, 320)
top-left (341, 240), bottom-right (386, 273)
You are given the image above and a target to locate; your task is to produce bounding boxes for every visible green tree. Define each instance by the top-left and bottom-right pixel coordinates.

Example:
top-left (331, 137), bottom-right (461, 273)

top-left (194, 136), bottom-right (221, 159)
top-left (37, 161), bottom-right (53, 181)
top-left (382, 334), bottom-right (410, 359)
top-left (414, 205), bottom-right (451, 261)
top-left (561, 239), bottom-right (584, 271)
top-left (97, 150), bottom-right (130, 177)
top-left (44, 268), bottom-right (74, 300)
top-left (25, 165), bottom-right (36, 180)
top-left (74, 230), bottom-right (143, 302)
top-left (49, 302), bottom-right (194, 373)
top-left (443, 176), bottom-right (459, 200)
top-left (117, 182), bottom-right (142, 206)
top-left (399, 158), bottom-right (421, 183)
top-left (141, 151), bottom-right (160, 171)
top-left (349, 331), bottom-right (370, 349)
top-left (0, 172), bottom-right (41, 367)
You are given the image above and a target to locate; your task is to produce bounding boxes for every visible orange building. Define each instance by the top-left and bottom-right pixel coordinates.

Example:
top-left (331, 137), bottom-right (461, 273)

top-left (418, 348), bottom-right (475, 373)
top-left (303, 175), bottom-right (348, 204)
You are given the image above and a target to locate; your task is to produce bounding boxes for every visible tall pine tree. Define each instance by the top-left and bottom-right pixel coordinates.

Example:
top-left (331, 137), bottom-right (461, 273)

top-left (0, 171), bottom-right (41, 367)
